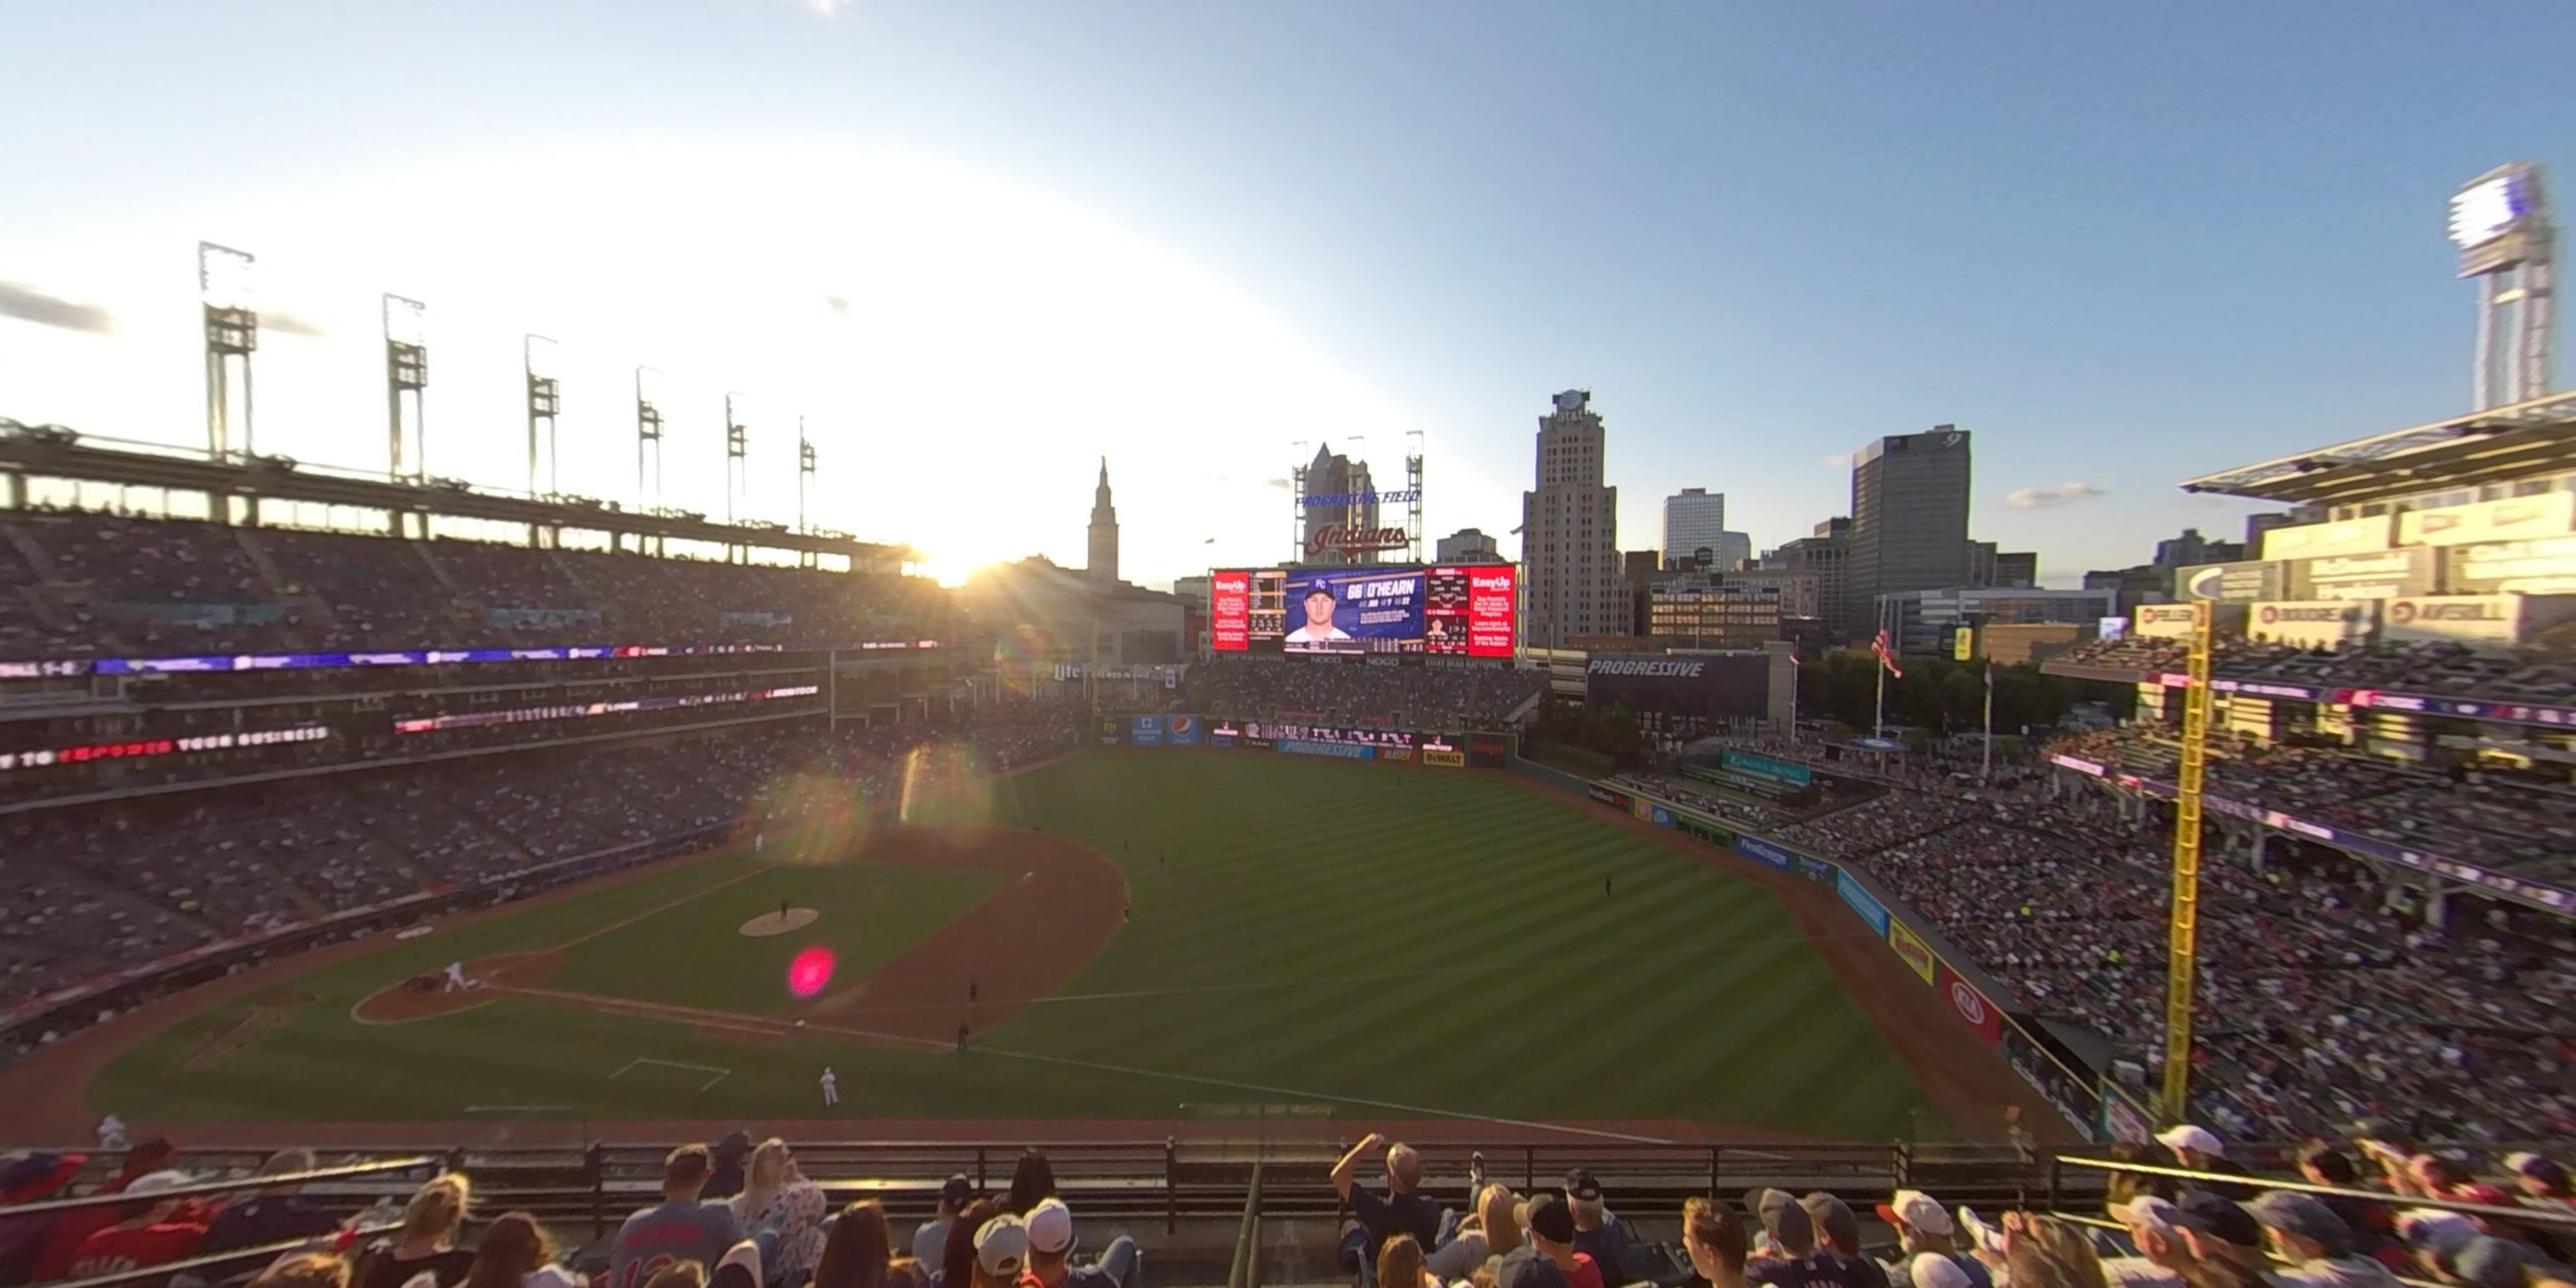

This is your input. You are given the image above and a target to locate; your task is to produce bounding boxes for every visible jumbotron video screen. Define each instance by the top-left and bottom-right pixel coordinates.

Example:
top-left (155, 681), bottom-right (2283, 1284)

top-left (1209, 564), bottom-right (1517, 658)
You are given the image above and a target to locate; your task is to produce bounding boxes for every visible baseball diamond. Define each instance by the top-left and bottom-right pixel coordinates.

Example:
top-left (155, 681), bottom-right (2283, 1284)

top-left (0, 751), bottom-right (2066, 1145)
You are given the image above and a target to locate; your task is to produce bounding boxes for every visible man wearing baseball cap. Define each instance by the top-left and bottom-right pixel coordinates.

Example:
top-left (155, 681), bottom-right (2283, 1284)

top-left (1023, 1197), bottom-right (1139, 1288)
top-left (1566, 1169), bottom-right (1635, 1288)
top-left (1875, 1192), bottom-right (1989, 1288)
top-left (1285, 582), bottom-right (1352, 647)
top-left (917, 1175), bottom-right (977, 1268)
top-left (0, 1152), bottom-right (86, 1283)
top-left (1800, 1193), bottom-right (1888, 1288)
top-left (1742, 1190), bottom-right (1835, 1288)
top-left (2153, 1127), bottom-right (2254, 1200)
top-left (972, 1214), bottom-right (1030, 1288)
top-left (2248, 1192), bottom-right (2399, 1288)
top-left (1501, 1195), bottom-right (1601, 1288)
top-left (64, 1169), bottom-right (214, 1280)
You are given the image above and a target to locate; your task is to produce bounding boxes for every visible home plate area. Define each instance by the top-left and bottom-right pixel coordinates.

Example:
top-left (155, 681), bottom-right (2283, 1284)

top-left (611, 1056), bottom-right (731, 1092)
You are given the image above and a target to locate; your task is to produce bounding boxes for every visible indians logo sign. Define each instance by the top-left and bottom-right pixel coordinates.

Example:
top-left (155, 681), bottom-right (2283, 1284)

top-left (1305, 525), bottom-right (1410, 559)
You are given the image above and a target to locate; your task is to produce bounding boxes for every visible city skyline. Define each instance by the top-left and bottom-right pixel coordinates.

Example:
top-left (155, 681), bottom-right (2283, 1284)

top-left (2, 3), bottom-right (2570, 589)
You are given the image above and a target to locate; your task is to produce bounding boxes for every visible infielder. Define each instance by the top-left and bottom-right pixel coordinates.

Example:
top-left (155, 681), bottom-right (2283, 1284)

top-left (442, 961), bottom-right (473, 992)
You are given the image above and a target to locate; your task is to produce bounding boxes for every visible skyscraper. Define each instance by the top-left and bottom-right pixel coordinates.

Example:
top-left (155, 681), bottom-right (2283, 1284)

top-left (1779, 518), bottom-right (1852, 641)
top-left (1845, 426), bottom-right (1971, 641)
top-left (1298, 444), bottom-right (1385, 567)
top-left (1086, 457), bottom-right (1119, 586)
top-left (1662, 488), bottom-right (1726, 570)
top-left (1520, 390), bottom-right (1621, 647)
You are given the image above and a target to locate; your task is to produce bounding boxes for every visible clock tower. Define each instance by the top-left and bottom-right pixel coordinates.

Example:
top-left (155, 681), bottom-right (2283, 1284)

top-left (1086, 457), bottom-right (1119, 586)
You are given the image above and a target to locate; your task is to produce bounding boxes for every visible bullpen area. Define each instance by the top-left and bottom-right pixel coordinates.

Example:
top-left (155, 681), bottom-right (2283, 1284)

top-left (0, 750), bottom-right (2049, 1145)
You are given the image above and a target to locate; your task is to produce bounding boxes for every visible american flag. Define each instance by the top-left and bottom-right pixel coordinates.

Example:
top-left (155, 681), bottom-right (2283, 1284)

top-left (1872, 628), bottom-right (1904, 678)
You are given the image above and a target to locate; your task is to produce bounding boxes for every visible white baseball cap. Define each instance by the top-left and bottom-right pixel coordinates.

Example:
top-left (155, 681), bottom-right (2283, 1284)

top-left (1910, 1252), bottom-right (1973, 1288)
top-left (974, 1214), bottom-right (1030, 1277)
top-left (1025, 1198), bottom-right (1075, 1256)
top-left (2154, 1124), bottom-right (2224, 1156)
top-left (2111, 1196), bottom-right (2187, 1238)
top-left (1874, 1191), bottom-right (1953, 1237)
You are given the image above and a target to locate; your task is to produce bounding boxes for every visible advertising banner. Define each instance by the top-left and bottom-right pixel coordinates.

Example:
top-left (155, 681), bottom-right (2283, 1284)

top-left (2446, 536), bottom-right (2576, 595)
top-left (2249, 600), bottom-right (2376, 648)
top-left (1720, 748), bottom-right (1812, 788)
top-left (1585, 654), bottom-right (1769, 719)
top-left (1280, 739), bottom-right (1374, 759)
top-left (1468, 731), bottom-right (1508, 769)
top-left (2397, 491), bottom-right (2576, 547)
top-left (1886, 920), bottom-right (1937, 985)
top-left (2132, 603), bottom-right (2201, 638)
top-left (1794, 855), bottom-right (1837, 886)
top-left (1835, 872), bottom-right (1891, 935)
top-left (1423, 749), bottom-right (1467, 768)
top-left (2385, 594), bottom-right (2576, 646)
top-left (1130, 715), bottom-right (1163, 747)
top-left (1241, 722), bottom-right (1415, 747)
top-left (1737, 835), bottom-right (1796, 871)
top-left (1165, 714), bottom-right (1200, 746)
top-left (1587, 783), bottom-right (1635, 810)
top-left (1380, 746), bottom-right (1414, 763)
top-left (1208, 565), bottom-right (1518, 658)
top-left (1649, 803), bottom-right (1674, 828)
top-left (2098, 1080), bottom-right (2157, 1146)
top-left (1208, 720), bottom-right (1240, 747)
top-left (2285, 548), bottom-right (2436, 602)
top-left (1631, 797), bottom-right (1655, 822)
top-left (2260, 515), bottom-right (2394, 562)
top-left (1098, 718), bottom-right (1122, 747)
top-left (1934, 961), bottom-right (2003, 1045)
top-left (1676, 813), bottom-right (1737, 847)
top-left (2176, 560), bottom-right (2283, 602)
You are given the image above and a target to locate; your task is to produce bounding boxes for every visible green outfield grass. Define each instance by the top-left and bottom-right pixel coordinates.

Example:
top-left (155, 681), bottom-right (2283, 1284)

top-left (93, 753), bottom-right (1943, 1137)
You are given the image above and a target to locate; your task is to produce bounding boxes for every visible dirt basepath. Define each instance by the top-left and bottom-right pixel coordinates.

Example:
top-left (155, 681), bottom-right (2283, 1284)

top-left (1495, 774), bottom-right (2081, 1145)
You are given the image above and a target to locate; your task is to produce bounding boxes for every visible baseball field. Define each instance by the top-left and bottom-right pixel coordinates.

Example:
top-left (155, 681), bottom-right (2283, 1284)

top-left (0, 751), bottom-right (2050, 1145)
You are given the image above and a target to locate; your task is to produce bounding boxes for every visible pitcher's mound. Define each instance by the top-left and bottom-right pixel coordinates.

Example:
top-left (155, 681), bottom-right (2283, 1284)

top-left (741, 909), bottom-right (819, 937)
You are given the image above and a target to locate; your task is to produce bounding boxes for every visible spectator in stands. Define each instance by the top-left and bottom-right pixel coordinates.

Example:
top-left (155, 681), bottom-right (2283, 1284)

top-left (1801, 1193), bottom-right (1888, 1288)
top-left (461, 1213), bottom-right (580, 1288)
top-left (642, 1263), bottom-right (708, 1288)
top-left (613, 1146), bottom-right (746, 1288)
top-left (66, 1169), bottom-right (214, 1279)
top-left (1378, 1236), bottom-right (1430, 1288)
top-left (1565, 1171), bottom-right (1633, 1288)
top-left (1680, 1196), bottom-right (1751, 1288)
top-left (913, 1177), bottom-right (974, 1269)
top-left (1878, 1192), bottom-right (1990, 1288)
top-left (708, 1134), bottom-right (755, 1203)
top-left (1024, 1197), bottom-right (1135, 1288)
top-left (2418, 1235), bottom-right (2572, 1288)
top-left (1429, 1185), bottom-right (1521, 1282)
top-left (814, 1201), bottom-right (895, 1288)
top-left (355, 1174), bottom-right (477, 1288)
top-left (736, 1142), bottom-right (829, 1287)
top-left (253, 1252), bottom-right (355, 1288)
top-left (2154, 1130), bottom-right (2252, 1200)
top-left (1743, 1189), bottom-right (1832, 1288)
top-left (1993, 1214), bottom-right (2107, 1288)
top-left (2168, 1194), bottom-right (2268, 1285)
top-left (0, 1151), bottom-right (85, 1282)
top-left (969, 1216), bottom-right (1027, 1288)
top-left (203, 1147), bottom-right (339, 1254)
top-left (1008, 1153), bottom-right (1058, 1218)
top-left (1499, 1196), bottom-right (1597, 1288)
top-left (1331, 1134), bottom-right (1441, 1277)
top-left (2246, 1193), bottom-right (2396, 1288)
top-left (712, 1242), bottom-right (764, 1288)
top-left (30, 1136), bottom-right (178, 1282)
top-left (938, 1200), bottom-right (1002, 1288)
top-left (2293, 1146), bottom-right (2407, 1272)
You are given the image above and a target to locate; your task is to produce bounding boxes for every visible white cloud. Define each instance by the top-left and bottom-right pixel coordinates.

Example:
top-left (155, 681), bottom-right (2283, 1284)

top-left (1820, 452), bottom-right (1852, 469)
top-left (2001, 480), bottom-right (2105, 510)
top-left (806, 0), bottom-right (852, 15)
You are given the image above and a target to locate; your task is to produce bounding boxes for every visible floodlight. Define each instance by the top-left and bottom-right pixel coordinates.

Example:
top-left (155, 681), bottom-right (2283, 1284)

top-left (198, 242), bottom-right (255, 309)
top-left (383, 294), bottom-right (428, 346)
top-left (525, 334), bottom-right (559, 380)
top-left (2451, 173), bottom-right (2528, 250)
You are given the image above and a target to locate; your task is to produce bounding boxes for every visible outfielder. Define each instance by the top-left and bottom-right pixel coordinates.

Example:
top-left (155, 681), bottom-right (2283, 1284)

top-left (819, 1066), bottom-right (839, 1107)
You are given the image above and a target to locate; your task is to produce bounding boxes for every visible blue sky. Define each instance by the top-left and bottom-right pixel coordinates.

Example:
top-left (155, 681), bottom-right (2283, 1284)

top-left (3, 1), bottom-right (2569, 588)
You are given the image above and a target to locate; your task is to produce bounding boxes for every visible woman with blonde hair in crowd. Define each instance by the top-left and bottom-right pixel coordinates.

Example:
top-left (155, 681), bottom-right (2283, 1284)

top-left (736, 1141), bottom-right (830, 1286)
top-left (1999, 1214), bottom-right (2108, 1288)
top-left (1377, 1235), bottom-right (1430, 1288)
top-left (357, 1174), bottom-right (477, 1288)
top-left (253, 1252), bottom-right (354, 1288)
top-left (458, 1213), bottom-right (579, 1288)
top-left (1426, 1185), bottom-right (1520, 1281)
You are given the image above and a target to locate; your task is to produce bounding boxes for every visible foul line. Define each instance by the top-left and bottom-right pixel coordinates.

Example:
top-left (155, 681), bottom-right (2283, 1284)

top-left (613, 1057), bottom-right (733, 1091)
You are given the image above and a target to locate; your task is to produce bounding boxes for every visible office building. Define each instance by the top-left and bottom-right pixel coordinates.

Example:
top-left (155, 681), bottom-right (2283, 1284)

top-left (2154, 528), bottom-right (2245, 569)
top-left (1519, 390), bottom-right (1622, 647)
top-left (1662, 488), bottom-right (1727, 569)
top-left (1647, 574), bottom-right (1790, 649)
top-left (1778, 518), bottom-right (1852, 641)
top-left (1435, 527), bottom-right (1503, 563)
top-left (1724, 565), bottom-right (1821, 619)
top-left (1622, 549), bottom-right (1662, 636)
top-left (1300, 444), bottom-right (1383, 568)
top-left (1990, 550), bottom-right (2039, 588)
top-left (1086, 458), bottom-right (1119, 586)
top-left (1846, 426), bottom-right (1973, 639)
top-left (1877, 586), bottom-right (2116, 655)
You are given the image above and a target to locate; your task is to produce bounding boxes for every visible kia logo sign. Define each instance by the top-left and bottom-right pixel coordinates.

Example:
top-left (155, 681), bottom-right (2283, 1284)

top-left (1949, 980), bottom-right (1988, 1025)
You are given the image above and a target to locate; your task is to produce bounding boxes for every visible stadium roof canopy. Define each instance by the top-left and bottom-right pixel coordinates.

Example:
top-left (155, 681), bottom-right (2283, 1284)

top-left (2178, 390), bottom-right (2576, 506)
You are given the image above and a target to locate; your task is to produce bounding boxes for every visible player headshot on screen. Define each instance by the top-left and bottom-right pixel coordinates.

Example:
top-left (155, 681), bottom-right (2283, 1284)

top-left (1284, 585), bottom-right (1353, 644)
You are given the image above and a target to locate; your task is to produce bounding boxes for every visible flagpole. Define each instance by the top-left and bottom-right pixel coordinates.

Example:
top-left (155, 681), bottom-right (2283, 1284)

top-left (1873, 640), bottom-right (1886, 740)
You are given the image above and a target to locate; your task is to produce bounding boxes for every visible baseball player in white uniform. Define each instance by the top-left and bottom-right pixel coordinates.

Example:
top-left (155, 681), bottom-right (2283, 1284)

top-left (819, 1067), bottom-right (840, 1107)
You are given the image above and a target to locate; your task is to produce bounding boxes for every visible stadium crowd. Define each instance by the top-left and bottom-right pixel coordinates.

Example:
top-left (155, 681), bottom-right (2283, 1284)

top-left (0, 512), bottom-right (946, 658)
top-left (1185, 658), bottom-right (1546, 728)
top-left (2051, 636), bottom-right (2576, 706)
top-left (0, 713), bottom-right (1086, 1022)
top-left (4, 1128), bottom-right (2569, 1288)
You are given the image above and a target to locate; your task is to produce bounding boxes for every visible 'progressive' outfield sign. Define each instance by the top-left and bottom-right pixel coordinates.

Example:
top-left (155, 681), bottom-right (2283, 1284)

top-left (1584, 654), bottom-right (1768, 719)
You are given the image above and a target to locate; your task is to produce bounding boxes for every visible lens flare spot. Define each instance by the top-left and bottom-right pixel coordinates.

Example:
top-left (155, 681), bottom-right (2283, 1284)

top-left (787, 947), bottom-right (836, 998)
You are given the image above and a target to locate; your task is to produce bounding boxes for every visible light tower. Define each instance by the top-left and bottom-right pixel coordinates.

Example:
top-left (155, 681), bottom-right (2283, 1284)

top-left (636, 366), bottom-right (665, 514)
top-left (2451, 163), bottom-right (2555, 409)
top-left (383, 294), bottom-right (429, 481)
top-left (723, 391), bottom-right (752, 527)
top-left (1405, 430), bottom-right (1425, 564)
top-left (797, 419), bottom-right (819, 546)
top-left (525, 335), bottom-right (560, 497)
top-left (197, 242), bottom-right (258, 460)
